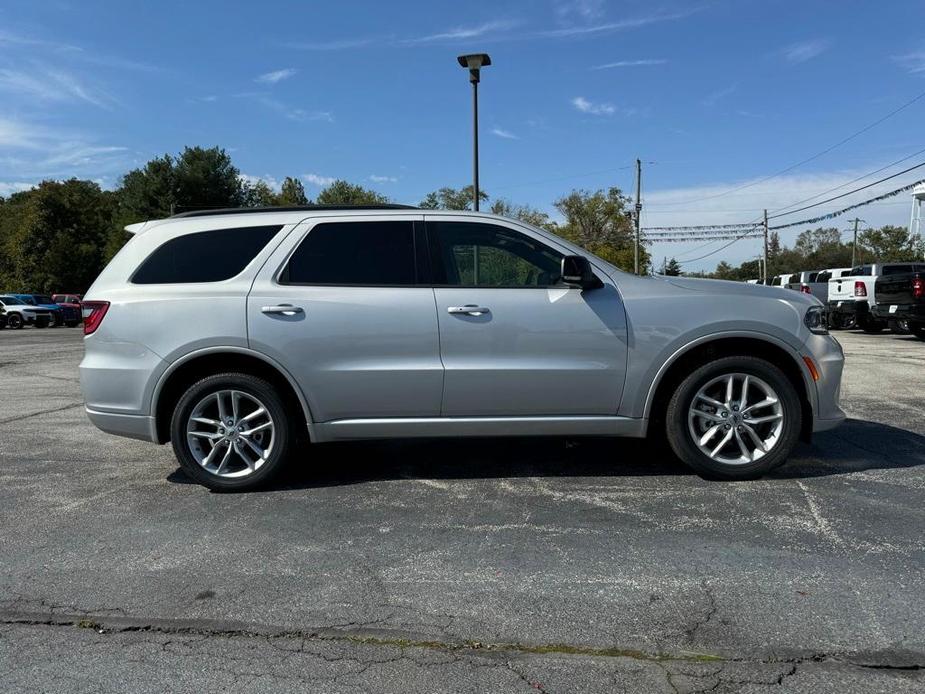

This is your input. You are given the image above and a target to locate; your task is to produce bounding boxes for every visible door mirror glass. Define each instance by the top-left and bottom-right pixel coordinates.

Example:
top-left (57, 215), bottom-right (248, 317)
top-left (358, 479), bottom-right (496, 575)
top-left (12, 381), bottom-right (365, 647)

top-left (561, 255), bottom-right (602, 290)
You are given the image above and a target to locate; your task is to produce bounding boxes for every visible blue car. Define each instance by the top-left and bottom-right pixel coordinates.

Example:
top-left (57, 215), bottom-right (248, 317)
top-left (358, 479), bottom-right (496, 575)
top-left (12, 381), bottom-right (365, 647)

top-left (10, 294), bottom-right (80, 327)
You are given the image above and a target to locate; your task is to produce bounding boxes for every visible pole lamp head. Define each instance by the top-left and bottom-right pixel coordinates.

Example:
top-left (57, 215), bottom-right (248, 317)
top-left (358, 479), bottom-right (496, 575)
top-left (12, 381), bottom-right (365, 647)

top-left (457, 53), bottom-right (491, 83)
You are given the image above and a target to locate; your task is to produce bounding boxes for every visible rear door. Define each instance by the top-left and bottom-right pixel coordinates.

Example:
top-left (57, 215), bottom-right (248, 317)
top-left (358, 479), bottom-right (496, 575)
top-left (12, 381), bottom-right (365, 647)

top-left (247, 215), bottom-right (443, 422)
top-left (426, 216), bottom-right (628, 416)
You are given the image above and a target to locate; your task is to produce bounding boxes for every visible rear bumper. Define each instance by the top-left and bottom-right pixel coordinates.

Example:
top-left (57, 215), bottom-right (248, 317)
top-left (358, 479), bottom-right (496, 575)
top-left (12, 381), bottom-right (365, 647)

top-left (85, 408), bottom-right (157, 443)
top-left (871, 303), bottom-right (925, 321)
top-left (827, 300), bottom-right (867, 317)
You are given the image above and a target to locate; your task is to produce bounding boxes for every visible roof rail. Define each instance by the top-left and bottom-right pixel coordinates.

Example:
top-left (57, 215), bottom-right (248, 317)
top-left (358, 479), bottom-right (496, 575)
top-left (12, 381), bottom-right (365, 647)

top-left (170, 204), bottom-right (418, 219)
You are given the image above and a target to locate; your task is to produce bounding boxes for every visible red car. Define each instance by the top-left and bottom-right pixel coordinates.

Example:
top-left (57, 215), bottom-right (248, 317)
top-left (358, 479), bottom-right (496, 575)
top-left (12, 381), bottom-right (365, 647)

top-left (52, 294), bottom-right (83, 325)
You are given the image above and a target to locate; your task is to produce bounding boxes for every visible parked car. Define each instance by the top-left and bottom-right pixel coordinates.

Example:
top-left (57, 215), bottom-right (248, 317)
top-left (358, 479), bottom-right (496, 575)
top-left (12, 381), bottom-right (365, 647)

top-left (769, 274), bottom-right (792, 287)
top-left (79, 206), bottom-right (845, 491)
top-left (826, 263), bottom-right (924, 332)
top-left (11, 294), bottom-right (79, 327)
top-left (0, 305), bottom-right (6, 329)
top-left (871, 264), bottom-right (925, 341)
top-left (52, 293), bottom-right (83, 324)
top-left (0, 296), bottom-right (53, 328)
top-left (784, 268), bottom-right (851, 305)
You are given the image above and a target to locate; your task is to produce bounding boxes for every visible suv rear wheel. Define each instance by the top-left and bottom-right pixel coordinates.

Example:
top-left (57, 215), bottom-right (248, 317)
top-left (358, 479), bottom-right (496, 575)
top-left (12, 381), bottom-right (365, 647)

top-left (170, 373), bottom-right (293, 491)
top-left (665, 356), bottom-right (801, 480)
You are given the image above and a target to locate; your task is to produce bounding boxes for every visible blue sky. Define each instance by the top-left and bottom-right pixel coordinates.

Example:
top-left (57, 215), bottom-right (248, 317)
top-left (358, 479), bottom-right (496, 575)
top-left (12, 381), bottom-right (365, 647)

top-left (1, 0), bottom-right (924, 270)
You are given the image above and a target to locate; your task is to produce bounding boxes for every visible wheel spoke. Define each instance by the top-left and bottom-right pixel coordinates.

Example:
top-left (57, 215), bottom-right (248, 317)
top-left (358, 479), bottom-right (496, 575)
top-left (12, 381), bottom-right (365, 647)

top-left (748, 413), bottom-right (783, 425)
top-left (724, 375), bottom-right (735, 405)
top-left (241, 421), bottom-right (272, 436)
top-left (241, 407), bottom-right (267, 423)
top-left (740, 375), bottom-right (750, 407)
top-left (201, 440), bottom-right (224, 467)
top-left (215, 442), bottom-right (235, 475)
top-left (743, 397), bottom-right (777, 414)
top-left (233, 442), bottom-right (254, 472)
top-left (693, 410), bottom-right (725, 423)
top-left (191, 416), bottom-right (220, 427)
top-left (733, 429), bottom-right (752, 461)
top-left (696, 393), bottom-right (726, 410)
top-left (216, 392), bottom-right (228, 423)
top-left (742, 424), bottom-right (768, 453)
top-left (699, 424), bottom-right (722, 446)
top-left (189, 430), bottom-right (222, 440)
top-left (711, 429), bottom-right (734, 458)
top-left (231, 391), bottom-right (241, 421)
top-left (240, 436), bottom-right (266, 461)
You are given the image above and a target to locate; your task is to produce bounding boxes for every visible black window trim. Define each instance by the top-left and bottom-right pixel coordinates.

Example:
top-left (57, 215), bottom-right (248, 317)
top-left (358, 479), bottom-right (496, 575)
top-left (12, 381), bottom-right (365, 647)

top-left (130, 224), bottom-right (284, 285)
top-left (424, 220), bottom-right (570, 289)
top-left (275, 219), bottom-right (431, 288)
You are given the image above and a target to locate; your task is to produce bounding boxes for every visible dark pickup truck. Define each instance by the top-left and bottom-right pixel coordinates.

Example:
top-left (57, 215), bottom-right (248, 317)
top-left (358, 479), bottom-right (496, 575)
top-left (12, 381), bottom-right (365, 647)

top-left (872, 264), bottom-right (925, 341)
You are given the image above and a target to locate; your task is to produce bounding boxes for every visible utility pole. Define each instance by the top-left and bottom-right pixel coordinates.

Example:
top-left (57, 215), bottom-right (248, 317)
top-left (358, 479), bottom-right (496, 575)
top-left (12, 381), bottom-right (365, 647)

top-left (634, 158), bottom-right (642, 275)
top-left (849, 217), bottom-right (863, 268)
top-left (762, 209), bottom-right (769, 284)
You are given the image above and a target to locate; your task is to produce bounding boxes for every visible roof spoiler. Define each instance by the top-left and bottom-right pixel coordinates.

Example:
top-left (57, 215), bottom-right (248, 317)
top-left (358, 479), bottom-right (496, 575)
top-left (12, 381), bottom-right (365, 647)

top-left (124, 222), bottom-right (147, 235)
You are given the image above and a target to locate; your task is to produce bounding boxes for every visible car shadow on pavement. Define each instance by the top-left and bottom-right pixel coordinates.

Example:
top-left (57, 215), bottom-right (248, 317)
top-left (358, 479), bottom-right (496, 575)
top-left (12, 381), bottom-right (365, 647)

top-left (166, 418), bottom-right (924, 491)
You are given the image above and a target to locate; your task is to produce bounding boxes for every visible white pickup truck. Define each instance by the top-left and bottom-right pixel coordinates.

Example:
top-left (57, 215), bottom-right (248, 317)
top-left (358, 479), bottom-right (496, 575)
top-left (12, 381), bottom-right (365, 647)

top-left (827, 262), bottom-right (923, 331)
top-left (781, 268), bottom-right (851, 303)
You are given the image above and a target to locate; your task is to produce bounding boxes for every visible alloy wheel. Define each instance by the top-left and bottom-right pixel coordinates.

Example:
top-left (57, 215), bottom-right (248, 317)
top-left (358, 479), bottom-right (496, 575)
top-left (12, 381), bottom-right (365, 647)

top-left (186, 390), bottom-right (275, 478)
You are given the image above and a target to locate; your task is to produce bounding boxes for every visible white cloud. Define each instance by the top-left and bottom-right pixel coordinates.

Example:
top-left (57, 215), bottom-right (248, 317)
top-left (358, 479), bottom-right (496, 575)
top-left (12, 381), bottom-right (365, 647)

top-left (572, 96), bottom-right (615, 116)
top-left (701, 84), bottom-right (736, 107)
top-left (238, 93), bottom-right (333, 122)
top-left (239, 174), bottom-right (281, 191)
top-left (0, 118), bottom-right (127, 177)
top-left (255, 68), bottom-right (297, 84)
top-left (0, 66), bottom-right (113, 108)
top-left (491, 127), bottom-right (518, 139)
top-left (283, 38), bottom-right (378, 51)
top-left (780, 39), bottom-right (830, 65)
top-left (404, 19), bottom-right (520, 44)
top-left (302, 173), bottom-right (336, 186)
top-left (539, 9), bottom-right (701, 38)
top-left (555, 0), bottom-right (606, 21)
top-left (0, 181), bottom-right (36, 196)
top-left (642, 166), bottom-right (915, 270)
top-left (369, 175), bottom-right (398, 183)
top-left (593, 59), bottom-right (667, 69)
top-left (893, 52), bottom-right (925, 74)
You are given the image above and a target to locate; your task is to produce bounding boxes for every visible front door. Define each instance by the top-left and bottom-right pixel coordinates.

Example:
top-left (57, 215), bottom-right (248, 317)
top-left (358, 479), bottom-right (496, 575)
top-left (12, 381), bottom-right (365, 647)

top-left (427, 217), bottom-right (628, 417)
top-left (248, 215), bottom-right (443, 423)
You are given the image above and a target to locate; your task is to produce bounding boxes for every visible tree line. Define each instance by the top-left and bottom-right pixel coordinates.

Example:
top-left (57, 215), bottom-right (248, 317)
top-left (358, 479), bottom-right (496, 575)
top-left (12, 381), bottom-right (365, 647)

top-left (703, 226), bottom-right (925, 281)
top-left (0, 145), bottom-right (649, 293)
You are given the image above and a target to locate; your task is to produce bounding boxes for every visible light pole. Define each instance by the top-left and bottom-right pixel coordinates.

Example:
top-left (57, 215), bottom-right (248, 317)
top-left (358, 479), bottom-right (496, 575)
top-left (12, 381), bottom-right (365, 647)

top-left (457, 53), bottom-right (491, 211)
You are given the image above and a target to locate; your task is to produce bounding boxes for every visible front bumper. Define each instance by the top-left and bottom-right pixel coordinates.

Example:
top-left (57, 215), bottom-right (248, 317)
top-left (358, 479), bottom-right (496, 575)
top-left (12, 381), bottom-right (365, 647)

top-left (804, 333), bottom-right (846, 432)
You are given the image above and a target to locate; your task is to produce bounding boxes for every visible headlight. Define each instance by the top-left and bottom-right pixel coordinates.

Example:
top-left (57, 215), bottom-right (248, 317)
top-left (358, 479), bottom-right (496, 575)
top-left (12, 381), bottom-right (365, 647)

top-left (804, 305), bottom-right (828, 335)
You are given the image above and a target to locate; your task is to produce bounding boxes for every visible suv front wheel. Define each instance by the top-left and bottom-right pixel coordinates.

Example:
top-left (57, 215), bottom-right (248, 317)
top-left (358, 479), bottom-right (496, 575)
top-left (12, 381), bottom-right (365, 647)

top-left (665, 356), bottom-right (801, 480)
top-left (170, 373), bottom-right (293, 491)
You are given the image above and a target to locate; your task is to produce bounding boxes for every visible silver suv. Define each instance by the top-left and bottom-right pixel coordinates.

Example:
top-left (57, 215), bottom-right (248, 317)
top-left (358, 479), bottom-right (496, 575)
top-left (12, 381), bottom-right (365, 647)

top-left (80, 206), bottom-right (845, 490)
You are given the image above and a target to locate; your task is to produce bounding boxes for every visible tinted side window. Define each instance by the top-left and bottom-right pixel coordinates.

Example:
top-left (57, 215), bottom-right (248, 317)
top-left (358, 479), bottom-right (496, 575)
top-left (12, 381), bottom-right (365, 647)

top-left (882, 264), bottom-right (918, 275)
top-left (429, 222), bottom-right (563, 287)
top-left (132, 226), bottom-right (281, 284)
top-left (283, 221), bottom-right (416, 285)
top-left (850, 266), bottom-right (872, 276)
top-left (816, 271), bottom-right (831, 283)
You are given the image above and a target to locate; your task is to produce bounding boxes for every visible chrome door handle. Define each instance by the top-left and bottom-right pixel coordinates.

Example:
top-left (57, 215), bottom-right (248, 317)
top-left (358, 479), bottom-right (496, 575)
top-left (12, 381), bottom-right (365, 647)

top-left (447, 305), bottom-right (490, 316)
top-left (261, 304), bottom-right (304, 316)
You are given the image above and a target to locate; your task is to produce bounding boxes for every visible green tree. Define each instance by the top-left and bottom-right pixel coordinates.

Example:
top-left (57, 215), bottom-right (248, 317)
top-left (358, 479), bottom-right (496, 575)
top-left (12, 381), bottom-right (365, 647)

top-left (0, 180), bottom-right (115, 293)
top-left (489, 199), bottom-right (556, 230)
top-left (278, 176), bottom-right (309, 205)
top-left (419, 186), bottom-right (487, 210)
top-left (858, 225), bottom-right (924, 262)
top-left (316, 180), bottom-right (389, 205)
top-left (664, 257), bottom-right (682, 276)
top-left (241, 180), bottom-right (278, 207)
top-left (173, 146), bottom-right (245, 212)
top-left (553, 187), bottom-right (648, 272)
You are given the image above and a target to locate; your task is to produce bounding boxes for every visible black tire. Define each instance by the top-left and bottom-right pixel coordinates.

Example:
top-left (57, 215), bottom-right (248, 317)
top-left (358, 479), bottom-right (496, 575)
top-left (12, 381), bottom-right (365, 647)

top-left (34, 317), bottom-right (49, 328)
top-left (860, 318), bottom-right (885, 334)
top-left (7, 313), bottom-right (23, 329)
top-left (65, 321), bottom-right (80, 328)
top-left (888, 319), bottom-right (910, 335)
top-left (665, 356), bottom-right (802, 480)
top-left (170, 373), bottom-right (293, 492)
top-left (911, 324), bottom-right (925, 341)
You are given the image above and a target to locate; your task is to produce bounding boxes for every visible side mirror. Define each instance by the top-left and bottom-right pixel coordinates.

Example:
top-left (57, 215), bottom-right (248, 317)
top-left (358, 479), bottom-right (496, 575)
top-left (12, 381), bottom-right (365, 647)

top-left (561, 255), bottom-right (603, 290)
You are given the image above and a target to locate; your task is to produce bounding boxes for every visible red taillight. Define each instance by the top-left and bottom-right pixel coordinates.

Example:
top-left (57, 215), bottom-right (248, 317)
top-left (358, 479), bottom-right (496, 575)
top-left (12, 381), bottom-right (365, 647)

top-left (914, 277), bottom-right (924, 299)
top-left (800, 284), bottom-right (811, 294)
top-left (81, 301), bottom-right (110, 335)
top-left (854, 281), bottom-right (867, 297)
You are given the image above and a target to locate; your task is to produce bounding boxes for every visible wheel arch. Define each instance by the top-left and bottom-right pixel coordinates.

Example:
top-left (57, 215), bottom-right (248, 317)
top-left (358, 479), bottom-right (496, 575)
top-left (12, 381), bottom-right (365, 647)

top-left (151, 347), bottom-right (312, 444)
top-left (644, 334), bottom-right (814, 442)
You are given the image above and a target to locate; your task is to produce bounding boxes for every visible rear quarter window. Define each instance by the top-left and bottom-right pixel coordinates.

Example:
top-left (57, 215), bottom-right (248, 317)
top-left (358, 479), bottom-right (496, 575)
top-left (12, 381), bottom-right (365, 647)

top-left (132, 225), bottom-right (282, 284)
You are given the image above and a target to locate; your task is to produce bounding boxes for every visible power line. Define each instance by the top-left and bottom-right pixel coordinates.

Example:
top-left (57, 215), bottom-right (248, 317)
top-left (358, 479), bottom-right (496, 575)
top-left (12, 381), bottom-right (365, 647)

top-left (769, 176), bottom-right (925, 230)
top-left (767, 160), bottom-right (925, 219)
top-left (647, 88), bottom-right (925, 207)
top-left (769, 146), bottom-right (925, 215)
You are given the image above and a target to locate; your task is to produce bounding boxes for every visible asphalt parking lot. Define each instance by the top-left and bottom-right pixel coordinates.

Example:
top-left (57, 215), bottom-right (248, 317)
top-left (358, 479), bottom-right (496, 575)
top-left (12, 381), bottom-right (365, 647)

top-left (0, 328), bottom-right (923, 693)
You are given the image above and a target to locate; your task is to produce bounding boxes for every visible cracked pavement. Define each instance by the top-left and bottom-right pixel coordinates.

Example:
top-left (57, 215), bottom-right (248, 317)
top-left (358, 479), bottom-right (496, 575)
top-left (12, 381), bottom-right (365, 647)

top-left (0, 329), bottom-right (923, 692)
